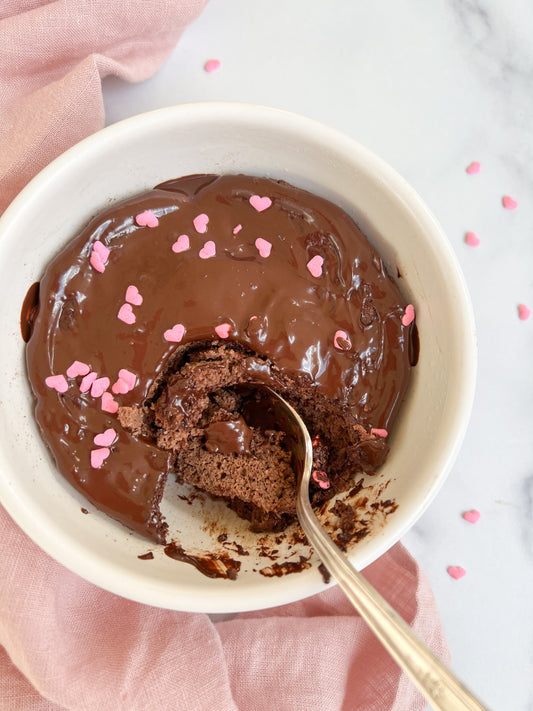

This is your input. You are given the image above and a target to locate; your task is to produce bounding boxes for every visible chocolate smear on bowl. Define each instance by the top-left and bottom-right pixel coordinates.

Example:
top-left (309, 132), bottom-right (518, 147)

top-left (20, 281), bottom-right (40, 343)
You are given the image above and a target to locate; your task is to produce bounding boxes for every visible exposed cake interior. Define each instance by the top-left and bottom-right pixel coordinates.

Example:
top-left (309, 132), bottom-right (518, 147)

top-left (119, 341), bottom-right (390, 532)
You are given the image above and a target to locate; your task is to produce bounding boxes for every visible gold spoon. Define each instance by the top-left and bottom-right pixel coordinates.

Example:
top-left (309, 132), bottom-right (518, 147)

top-left (255, 386), bottom-right (489, 711)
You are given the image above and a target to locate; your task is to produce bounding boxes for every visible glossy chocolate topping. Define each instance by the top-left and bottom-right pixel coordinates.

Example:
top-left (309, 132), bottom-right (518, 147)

top-left (20, 281), bottom-right (39, 343)
top-left (25, 174), bottom-right (413, 541)
top-left (204, 416), bottom-right (253, 455)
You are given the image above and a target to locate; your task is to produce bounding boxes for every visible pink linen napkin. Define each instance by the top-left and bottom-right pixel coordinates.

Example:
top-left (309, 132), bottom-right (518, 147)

top-left (0, 3), bottom-right (450, 709)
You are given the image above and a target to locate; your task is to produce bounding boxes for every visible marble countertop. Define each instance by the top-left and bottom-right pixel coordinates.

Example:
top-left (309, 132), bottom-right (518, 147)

top-left (103, 2), bottom-right (533, 708)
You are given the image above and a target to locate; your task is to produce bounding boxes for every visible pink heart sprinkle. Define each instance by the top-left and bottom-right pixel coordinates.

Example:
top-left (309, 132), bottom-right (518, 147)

top-left (172, 234), bottom-right (190, 253)
top-left (199, 240), bottom-right (216, 259)
top-left (91, 376), bottom-right (110, 399)
top-left (90, 251), bottom-right (106, 273)
top-left (125, 285), bottom-right (143, 306)
top-left (45, 374), bottom-right (68, 393)
top-left (233, 224), bottom-right (242, 235)
top-left (193, 213), bottom-right (209, 234)
top-left (249, 195), bottom-right (272, 212)
top-left (118, 369), bottom-right (136, 389)
top-left (92, 241), bottom-right (110, 262)
top-left (465, 231), bottom-right (480, 247)
top-left (371, 428), bottom-right (388, 438)
top-left (164, 323), bottom-right (185, 343)
top-left (101, 392), bottom-right (119, 414)
top-left (333, 329), bottom-right (352, 351)
top-left (306, 255), bottom-right (324, 278)
top-left (94, 428), bottom-right (117, 447)
top-left (312, 470), bottom-right (330, 490)
top-left (518, 304), bottom-right (531, 321)
top-left (80, 371), bottom-right (98, 393)
top-left (466, 161), bottom-right (481, 175)
top-left (112, 370), bottom-right (136, 394)
top-left (447, 566), bottom-right (466, 580)
top-left (502, 195), bottom-right (518, 210)
top-left (111, 378), bottom-right (129, 395)
top-left (204, 58), bottom-right (221, 73)
top-left (135, 210), bottom-right (159, 228)
top-left (402, 304), bottom-right (415, 326)
top-left (66, 361), bottom-right (90, 378)
top-left (90, 447), bottom-right (110, 469)
top-left (117, 303), bottom-right (136, 325)
top-left (215, 323), bottom-right (232, 339)
top-left (255, 237), bottom-right (272, 258)
top-left (463, 509), bottom-right (480, 524)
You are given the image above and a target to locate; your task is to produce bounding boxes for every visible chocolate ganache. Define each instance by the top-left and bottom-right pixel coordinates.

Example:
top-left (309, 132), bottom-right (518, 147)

top-left (24, 174), bottom-right (414, 542)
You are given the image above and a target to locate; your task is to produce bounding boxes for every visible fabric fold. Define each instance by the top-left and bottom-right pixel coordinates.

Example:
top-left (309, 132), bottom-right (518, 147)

top-left (0, 0), bottom-right (209, 214)
top-left (0, 499), bottom-right (448, 711)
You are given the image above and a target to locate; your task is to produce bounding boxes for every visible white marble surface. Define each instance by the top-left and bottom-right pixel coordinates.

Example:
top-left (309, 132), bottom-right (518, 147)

top-left (103, 2), bottom-right (533, 709)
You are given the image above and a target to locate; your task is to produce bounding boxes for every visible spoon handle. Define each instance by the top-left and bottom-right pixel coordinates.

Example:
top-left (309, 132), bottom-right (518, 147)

top-left (297, 497), bottom-right (490, 711)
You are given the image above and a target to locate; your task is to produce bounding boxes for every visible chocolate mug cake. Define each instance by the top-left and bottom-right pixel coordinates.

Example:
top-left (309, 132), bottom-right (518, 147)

top-left (24, 174), bottom-right (415, 544)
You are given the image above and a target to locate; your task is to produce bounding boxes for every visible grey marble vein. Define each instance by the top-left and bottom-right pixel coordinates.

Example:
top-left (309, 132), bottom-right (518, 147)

top-left (521, 473), bottom-right (533, 557)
